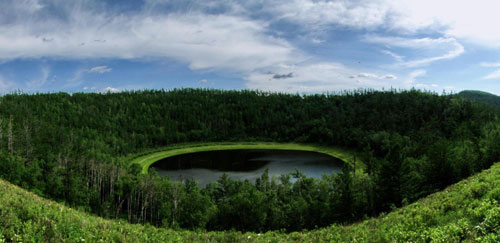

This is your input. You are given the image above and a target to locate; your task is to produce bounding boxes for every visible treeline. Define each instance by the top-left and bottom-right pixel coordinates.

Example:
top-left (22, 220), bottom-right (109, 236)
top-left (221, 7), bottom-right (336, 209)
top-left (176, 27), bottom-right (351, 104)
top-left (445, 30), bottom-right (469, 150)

top-left (0, 89), bottom-right (500, 231)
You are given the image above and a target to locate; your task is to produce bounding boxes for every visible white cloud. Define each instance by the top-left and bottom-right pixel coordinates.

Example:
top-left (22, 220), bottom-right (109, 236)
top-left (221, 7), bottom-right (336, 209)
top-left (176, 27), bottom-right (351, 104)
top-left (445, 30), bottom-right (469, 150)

top-left (412, 83), bottom-right (443, 91)
top-left (356, 73), bottom-right (378, 78)
top-left (381, 50), bottom-right (404, 62)
top-left (198, 79), bottom-right (207, 84)
top-left (480, 62), bottom-right (500, 67)
top-left (269, 0), bottom-right (500, 47)
top-left (245, 62), bottom-right (391, 92)
top-left (88, 66), bottom-right (112, 73)
top-left (0, 0), bottom-right (43, 18)
top-left (383, 74), bottom-right (397, 79)
top-left (269, 0), bottom-right (390, 30)
top-left (0, 3), bottom-right (295, 72)
top-left (103, 87), bottom-right (120, 93)
top-left (311, 38), bottom-right (324, 44)
top-left (0, 0), bottom-right (490, 93)
top-left (484, 70), bottom-right (500, 80)
top-left (367, 36), bottom-right (464, 67)
top-left (389, 0), bottom-right (500, 47)
top-left (349, 73), bottom-right (397, 80)
top-left (405, 69), bottom-right (426, 86)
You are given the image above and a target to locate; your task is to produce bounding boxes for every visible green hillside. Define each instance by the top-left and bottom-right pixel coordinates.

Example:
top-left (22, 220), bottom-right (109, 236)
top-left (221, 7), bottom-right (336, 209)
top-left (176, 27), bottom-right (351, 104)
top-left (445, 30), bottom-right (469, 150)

top-left (2, 162), bottom-right (500, 242)
top-left (458, 90), bottom-right (500, 108)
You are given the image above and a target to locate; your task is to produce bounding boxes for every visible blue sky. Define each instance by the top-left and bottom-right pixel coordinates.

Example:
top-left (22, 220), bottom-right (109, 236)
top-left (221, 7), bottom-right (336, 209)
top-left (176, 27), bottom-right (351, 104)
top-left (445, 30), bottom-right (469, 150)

top-left (1, 0), bottom-right (500, 94)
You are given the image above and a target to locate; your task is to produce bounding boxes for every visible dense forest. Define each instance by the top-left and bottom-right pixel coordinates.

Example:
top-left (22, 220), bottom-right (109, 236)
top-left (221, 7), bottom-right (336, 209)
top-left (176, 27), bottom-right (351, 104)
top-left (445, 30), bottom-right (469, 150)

top-left (1, 89), bottom-right (500, 232)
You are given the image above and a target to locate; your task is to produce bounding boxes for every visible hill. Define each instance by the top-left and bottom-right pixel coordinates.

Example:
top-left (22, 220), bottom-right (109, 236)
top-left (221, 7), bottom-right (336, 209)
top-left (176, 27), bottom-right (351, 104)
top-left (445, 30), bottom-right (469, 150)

top-left (2, 162), bottom-right (500, 242)
top-left (458, 90), bottom-right (500, 108)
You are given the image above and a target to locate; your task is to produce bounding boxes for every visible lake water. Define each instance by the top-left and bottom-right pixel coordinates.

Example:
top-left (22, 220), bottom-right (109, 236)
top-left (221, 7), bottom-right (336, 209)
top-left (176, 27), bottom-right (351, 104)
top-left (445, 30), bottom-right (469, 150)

top-left (151, 149), bottom-right (344, 187)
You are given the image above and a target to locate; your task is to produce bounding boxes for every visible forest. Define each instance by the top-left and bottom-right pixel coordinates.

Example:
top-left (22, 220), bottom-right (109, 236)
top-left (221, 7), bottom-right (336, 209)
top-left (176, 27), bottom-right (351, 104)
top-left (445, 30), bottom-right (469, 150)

top-left (1, 89), bottom-right (500, 232)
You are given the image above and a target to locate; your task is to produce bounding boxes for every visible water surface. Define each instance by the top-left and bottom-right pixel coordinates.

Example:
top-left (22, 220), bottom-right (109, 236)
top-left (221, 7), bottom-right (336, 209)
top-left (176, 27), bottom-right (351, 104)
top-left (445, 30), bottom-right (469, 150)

top-left (151, 149), bottom-right (343, 186)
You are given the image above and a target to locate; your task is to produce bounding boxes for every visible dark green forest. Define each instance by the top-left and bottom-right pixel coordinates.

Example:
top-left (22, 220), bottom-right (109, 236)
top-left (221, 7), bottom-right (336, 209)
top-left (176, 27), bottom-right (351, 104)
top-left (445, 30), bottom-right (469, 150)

top-left (1, 89), bottom-right (500, 232)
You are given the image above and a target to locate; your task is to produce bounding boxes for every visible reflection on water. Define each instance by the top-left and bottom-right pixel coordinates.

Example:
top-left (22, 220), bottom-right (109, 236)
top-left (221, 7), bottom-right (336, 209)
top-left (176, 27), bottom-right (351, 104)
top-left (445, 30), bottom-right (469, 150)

top-left (151, 149), bottom-right (343, 187)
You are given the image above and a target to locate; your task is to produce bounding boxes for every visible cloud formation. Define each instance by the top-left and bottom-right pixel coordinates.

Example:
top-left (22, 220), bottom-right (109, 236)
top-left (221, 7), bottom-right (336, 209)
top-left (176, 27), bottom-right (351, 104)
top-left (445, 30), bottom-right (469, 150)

top-left (269, 0), bottom-right (500, 47)
top-left (246, 62), bottom-right (391, 92)
top-left (103, 87), bottom-right (120, 93)
top-left (0, 0), bottom-right (497, 93)
top-left (27, 65), bottom-right (52, 90)
top-left (481, 62), bottom-right (500, 67)
top-left (272, 73), bottom-right (294, 79)
top-left (405, 69), bottom-right (426, 86)
top-left (381, 50), bottom-right (404, 62)
top-left (356, 73), bottom-right (378, 78)
top-left (0, 2), bottom-right (294, 72)
top-left (366, 36), bottom-right (465, 67)
top-left (89, 66), bottom-right (112, 73)
top-left (268, 0), bottom-right (390, 30)
top-left (484, 70), bottom-right (500, 80)
top-left (383, 74), bottom-right (397, 79)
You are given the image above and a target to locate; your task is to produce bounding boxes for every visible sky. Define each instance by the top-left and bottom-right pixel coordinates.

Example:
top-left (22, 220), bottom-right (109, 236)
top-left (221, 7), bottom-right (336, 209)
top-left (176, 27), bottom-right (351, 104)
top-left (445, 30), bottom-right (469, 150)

top-left (1, 0), bottom-right (500, 94)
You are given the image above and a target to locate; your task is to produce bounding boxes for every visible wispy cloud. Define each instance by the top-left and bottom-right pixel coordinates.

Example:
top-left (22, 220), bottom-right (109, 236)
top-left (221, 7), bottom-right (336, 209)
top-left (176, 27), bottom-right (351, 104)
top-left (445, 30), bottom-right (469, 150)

top-left (366, 36), bottom-right (464, 67)
top-left (268, 0), bottom-right (500, 47)
top-left (0, 0), bottom-right (496, 93)
top-left (383, 74), bottom-right (397, 79)
top-left (102, 87), bottom-right (120, 93)
top-left (349, 73), bottom-right (397, 80)
top-left (0, 3), bottom-right (295, 73)
top-left (354, 73), bottom-right (378, 78)
top-left (83, 86), bottom-right (96, 91)
top-left (405, 69), bottom-right (427, 86)
top-left (484, 70), bottom-right (500, 80)
top-left (246, 62), bottom-right (391, 92)
top-left (381, 50), bottom-right (404, 62)
top-left (480, 62), bottom-right (500, 67)
top-left (88, 66), bottom-right (112, 73)
top-left (268, 0), bottom-right (390, 30)
top-left (402, 70), bottom-right (446, 90)
top-left (27, 65), bottom-right (52, 90)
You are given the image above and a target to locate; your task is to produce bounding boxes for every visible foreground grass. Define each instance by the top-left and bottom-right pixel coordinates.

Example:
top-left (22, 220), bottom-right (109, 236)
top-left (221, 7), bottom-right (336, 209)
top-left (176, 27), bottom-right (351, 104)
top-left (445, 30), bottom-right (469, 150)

top-left (3, 162), bottom-right (500, 242)
top-left (128, 142), bottom-right (362, 174)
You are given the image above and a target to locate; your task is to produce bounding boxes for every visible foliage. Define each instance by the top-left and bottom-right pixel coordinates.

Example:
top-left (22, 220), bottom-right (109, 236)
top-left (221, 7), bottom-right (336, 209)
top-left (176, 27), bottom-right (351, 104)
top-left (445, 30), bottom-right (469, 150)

top-left (3, 162), bottom-right (500, 242)
top-left (0, 88), bottom-right (499, 234)
top-left (458, 90), bottom-right (500, 109)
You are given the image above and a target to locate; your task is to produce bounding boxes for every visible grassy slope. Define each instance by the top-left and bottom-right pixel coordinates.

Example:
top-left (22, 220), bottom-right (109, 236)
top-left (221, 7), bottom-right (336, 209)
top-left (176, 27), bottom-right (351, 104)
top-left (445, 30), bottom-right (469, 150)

top-left (128, 142), bottom-right (362, 174)
top-left (3, 163), bottom-right (500, 242)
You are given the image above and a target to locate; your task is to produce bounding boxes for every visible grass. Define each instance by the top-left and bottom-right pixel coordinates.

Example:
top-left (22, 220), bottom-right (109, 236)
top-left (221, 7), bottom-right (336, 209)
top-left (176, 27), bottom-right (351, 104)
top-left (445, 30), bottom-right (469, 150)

top-left (128, 142), bottom-right (363, 174)
top-left (3, 162), bottom-right (500, 242)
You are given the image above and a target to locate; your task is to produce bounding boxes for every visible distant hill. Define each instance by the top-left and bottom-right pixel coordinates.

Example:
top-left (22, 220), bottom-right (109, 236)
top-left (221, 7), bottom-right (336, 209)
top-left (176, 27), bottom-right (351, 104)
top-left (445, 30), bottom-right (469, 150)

top-left (458, 90), bottom-right (500, 108)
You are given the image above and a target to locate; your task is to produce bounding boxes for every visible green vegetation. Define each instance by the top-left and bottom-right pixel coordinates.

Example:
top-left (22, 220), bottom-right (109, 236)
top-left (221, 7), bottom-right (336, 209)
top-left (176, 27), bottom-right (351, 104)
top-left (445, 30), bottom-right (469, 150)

top-left (130, 142), bottom-right (360, 174)
top-left (3, 162), bottom-right (500, 242)
top-left (1, 88), bottom-right (500, 237)
top-left (458, 90), bottom-right (500, 108)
